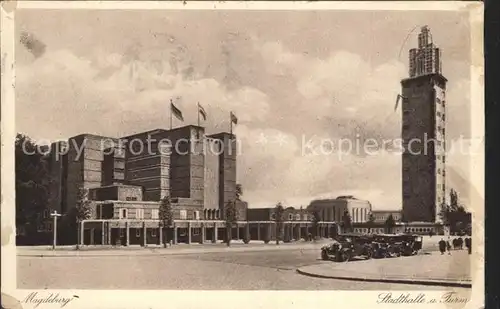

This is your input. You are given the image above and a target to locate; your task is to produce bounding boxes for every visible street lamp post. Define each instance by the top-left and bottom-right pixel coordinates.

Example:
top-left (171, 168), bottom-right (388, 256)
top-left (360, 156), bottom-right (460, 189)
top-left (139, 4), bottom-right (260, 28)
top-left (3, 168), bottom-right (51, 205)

top-left (50, 210), bottom-right (62, 250)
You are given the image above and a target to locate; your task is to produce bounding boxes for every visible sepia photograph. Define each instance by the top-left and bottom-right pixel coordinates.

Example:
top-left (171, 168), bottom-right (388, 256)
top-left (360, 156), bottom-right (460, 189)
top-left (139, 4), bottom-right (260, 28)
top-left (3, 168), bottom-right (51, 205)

top-left (1, 1), bottom-right (484, 308)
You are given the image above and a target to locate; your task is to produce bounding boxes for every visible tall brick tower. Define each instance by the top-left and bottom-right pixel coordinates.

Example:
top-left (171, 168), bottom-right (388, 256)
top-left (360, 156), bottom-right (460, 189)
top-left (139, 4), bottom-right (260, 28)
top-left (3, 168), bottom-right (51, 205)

top-left (401, 26), bottom-right (447, 223)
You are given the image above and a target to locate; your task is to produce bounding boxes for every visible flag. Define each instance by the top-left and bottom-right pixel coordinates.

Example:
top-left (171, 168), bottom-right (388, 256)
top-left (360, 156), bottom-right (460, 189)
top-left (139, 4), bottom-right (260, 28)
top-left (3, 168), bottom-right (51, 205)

top-left (198, 103), bottom-right (207, 121)
top-left (170, 100), bottom-right (184, 121)
top-left (394, 94), bottom-right (405, 111)
top-left (230, 111), bottom-right (238, 125)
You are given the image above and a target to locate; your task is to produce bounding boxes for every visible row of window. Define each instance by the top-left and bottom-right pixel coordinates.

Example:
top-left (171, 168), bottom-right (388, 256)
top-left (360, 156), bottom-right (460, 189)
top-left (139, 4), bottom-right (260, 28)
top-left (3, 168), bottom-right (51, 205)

top-left (353, 227), bottom-right (435, 234)
top-left (353, 228), bottom-right (385, 234)
top-left (405, 227), bottom-right (434, 233)
top-left (436, 98), bottom-right (446, 107)
top-left (123, 227), bottom-right (203, 238)
top-left (270, 213), bottom-right (308, 221)
top-left (119, 209), bottom-right (201, 220)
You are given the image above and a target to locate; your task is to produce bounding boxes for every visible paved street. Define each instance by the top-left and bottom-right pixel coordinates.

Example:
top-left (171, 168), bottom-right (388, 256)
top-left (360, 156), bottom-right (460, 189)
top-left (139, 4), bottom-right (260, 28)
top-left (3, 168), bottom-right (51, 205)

top-left (18, 247), bottom-right (470, 291)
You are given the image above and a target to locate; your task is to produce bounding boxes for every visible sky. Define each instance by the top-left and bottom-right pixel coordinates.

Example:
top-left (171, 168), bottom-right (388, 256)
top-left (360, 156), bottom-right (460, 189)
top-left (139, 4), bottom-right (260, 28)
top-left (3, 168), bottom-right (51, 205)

top-left (15, 9), bottom-right (476, 210)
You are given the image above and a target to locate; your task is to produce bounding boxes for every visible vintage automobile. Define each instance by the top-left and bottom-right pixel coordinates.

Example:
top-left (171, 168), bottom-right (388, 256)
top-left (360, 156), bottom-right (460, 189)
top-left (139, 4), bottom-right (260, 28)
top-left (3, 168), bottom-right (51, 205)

top-left (321, 234), bottom-right (374, 262)
top-left (372, 234), bottom-right (403, 258)
top-left (371, 235), bottom-right (392, 258)
top-left (393, 234), bottom-right (423, 256)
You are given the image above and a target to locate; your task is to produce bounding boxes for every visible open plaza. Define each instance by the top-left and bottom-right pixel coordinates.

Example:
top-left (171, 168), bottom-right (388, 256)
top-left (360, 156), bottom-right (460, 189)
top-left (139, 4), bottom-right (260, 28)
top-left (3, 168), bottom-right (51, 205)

top-left (17, 235), bottom-right (472, 290)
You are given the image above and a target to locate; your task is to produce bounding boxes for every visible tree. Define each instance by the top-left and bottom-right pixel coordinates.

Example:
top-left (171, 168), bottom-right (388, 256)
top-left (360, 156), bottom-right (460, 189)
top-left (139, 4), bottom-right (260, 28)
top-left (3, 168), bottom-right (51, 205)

top-left (341, 210), bottom-right (352, 233)
top-left (73, 186), bottom-right (92, 250)
top-left (438, 202), bottom-right (451, 224)
top-left (224, 200), bottom-right (237, 247)
top-left (159, 196), bottom-right (174, 248)
top-left (367, 212), bottom-right (375, 233)
top-left (274, 203), bottom-right (285, 245)
top-left (450, 189), bottom-right (459, 211)
top-left (384, 214), bottom-right (396, 234)
top-left (236, 184), bottom-right (243, 201)
top-left (439, 189), bottom-right (469, 233)
top-left (311, 210), bottom-right (321, 239)
top-left (15, 134), bottom-right (52, 241)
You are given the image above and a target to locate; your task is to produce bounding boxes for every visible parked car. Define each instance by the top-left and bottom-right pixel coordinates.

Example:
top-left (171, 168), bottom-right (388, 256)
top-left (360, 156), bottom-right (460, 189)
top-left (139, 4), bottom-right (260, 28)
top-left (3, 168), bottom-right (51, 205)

top-left (393, 234), bottom-right (423, 256)
top-left (321, 234), bottom-right (373, 262)
top-left (372, 234), bottom-right (401, 258)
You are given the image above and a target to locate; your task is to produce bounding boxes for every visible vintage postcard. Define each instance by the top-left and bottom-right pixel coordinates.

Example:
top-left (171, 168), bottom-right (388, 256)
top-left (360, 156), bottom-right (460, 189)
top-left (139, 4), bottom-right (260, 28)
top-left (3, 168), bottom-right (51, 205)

top-left (1, 1), bottom-right (484, 309)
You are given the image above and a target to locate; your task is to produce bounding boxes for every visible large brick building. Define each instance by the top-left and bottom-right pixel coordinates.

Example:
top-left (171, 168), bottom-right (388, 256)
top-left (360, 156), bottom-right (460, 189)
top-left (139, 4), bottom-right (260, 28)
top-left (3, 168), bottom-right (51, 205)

top-left (401, 26), bottom-right (447, 224)
top-left (47, 125), bottom-right (243, 245)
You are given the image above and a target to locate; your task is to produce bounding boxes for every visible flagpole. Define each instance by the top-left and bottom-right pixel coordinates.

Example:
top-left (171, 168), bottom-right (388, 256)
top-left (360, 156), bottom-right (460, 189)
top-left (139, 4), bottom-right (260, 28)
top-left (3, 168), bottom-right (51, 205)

top-left (230, 112), bottom-right (233, 137)
top-left (170, 99), bottom-right (173, 130)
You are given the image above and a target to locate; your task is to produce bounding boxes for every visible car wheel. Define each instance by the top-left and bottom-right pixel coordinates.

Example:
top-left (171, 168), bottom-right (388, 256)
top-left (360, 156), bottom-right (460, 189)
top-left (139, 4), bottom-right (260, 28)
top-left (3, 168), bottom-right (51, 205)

top-left (342, 251), bottom-right (350, 262)
top-left (335, 252), bottom-right (343, 262)
top-left (321, 250), bottom-right (329, 261)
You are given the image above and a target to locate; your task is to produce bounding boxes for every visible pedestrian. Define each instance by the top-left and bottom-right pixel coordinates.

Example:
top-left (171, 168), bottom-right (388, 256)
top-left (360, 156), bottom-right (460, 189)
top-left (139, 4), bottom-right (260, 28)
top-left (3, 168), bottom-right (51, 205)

top-left (465, 237), bottom-right (472, 254)
top-left (458, 237), bottom-right (464, 250)
top-left (446, 237), bottom-right (452, 255)
top-left (438, 238), bottom-right (446, 255)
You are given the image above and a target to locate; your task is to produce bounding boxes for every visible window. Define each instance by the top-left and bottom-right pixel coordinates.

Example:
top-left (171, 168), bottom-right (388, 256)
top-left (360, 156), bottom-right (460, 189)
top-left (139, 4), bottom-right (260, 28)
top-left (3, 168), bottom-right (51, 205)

top-left (45, 222), bottom-right (52, 232)
top-left (295, 214), bottom-right (301, 221)
top-left (437, 169), bottom-right (441, 175)
top-left (180, 210), bottom-right (187, 220)
top-left (43, 209), bottom-right (49, 218)
top-left (288, 214), bottom-right (293, 221)
top-left (437, 111), bottom-right (441, 117)
top-left (136, 209), bottom-right (144, 219)
top-left (121, 209), bottom-right (128, 219)
top-left (152, 209), bottom-right (159, 219)
top-left (126, 197), bottom-right (138, 201)
top-left (436, 98), bottom-right (441, 104)
top-left (270, 213), bottom-right (276, 220)
top-left (192, 228), bottom-right (200, 236)
top-left (194, 211), bottom-right (200, 220)
top-left (151, 229), bottom-right (157, 237)
top-left (442, 100), bottom-right (446, 107)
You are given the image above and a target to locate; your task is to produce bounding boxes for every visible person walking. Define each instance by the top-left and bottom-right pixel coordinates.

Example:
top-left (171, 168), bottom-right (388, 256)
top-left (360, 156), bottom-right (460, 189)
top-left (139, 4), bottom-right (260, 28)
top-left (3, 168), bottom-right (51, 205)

top-left (438, 238), bottom-right (446, 255)
top-left (465, 237), bottom-right (472, 254)
top-left (446, 237), bottom-right (452, 255)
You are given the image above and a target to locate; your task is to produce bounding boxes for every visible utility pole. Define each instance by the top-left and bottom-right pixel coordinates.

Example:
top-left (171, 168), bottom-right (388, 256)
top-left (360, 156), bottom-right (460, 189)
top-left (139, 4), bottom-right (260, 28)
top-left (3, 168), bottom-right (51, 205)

top-left (50, 210), bottom-right (62, 250)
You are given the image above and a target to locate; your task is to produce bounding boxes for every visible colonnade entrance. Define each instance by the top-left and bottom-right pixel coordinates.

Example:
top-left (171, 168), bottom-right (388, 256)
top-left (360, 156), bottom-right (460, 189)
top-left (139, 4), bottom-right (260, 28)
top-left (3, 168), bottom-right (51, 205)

top-left (79, 220), bottom-right (339, 246)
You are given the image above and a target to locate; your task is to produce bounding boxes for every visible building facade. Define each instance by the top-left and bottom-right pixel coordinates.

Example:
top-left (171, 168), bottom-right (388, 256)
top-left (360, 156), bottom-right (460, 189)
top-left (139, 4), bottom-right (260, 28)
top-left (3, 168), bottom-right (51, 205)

top-left (402, 26), bottom-right (447, 223)
top-left (371, 210), bottom-right (402, 223)
top-left (47, 125), bottom-right (242, 245)
top-left (307, 196), bottom-right (372, 223)
top-left (246, 206), bottom-right (339, 241)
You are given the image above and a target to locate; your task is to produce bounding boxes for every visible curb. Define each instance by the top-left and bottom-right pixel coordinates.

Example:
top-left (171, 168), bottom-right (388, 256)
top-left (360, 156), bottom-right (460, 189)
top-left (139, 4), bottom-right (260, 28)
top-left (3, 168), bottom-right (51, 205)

top-left (296, 268), bottom-right (472, 288)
